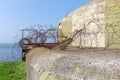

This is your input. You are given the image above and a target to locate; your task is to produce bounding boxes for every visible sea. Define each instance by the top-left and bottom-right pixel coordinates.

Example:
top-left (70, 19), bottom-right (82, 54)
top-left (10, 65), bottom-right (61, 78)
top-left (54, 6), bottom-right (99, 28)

top-left (0, 43), bottom-right (22, 62)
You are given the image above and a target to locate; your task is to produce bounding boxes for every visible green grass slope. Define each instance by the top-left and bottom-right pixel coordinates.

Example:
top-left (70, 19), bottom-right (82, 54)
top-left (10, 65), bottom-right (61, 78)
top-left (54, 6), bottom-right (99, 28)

top-left (0, 61), bottom-right (26, 80)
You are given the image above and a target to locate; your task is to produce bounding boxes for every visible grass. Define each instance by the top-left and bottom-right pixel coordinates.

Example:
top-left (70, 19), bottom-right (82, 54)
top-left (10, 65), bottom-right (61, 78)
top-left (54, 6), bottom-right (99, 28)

top-left (0, 61), bottom-right (26, 80)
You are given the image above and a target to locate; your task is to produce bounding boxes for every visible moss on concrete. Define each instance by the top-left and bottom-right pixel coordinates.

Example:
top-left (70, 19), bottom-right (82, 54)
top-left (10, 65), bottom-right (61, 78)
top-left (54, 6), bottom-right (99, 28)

top-left (58, 16), bottom-right (72, 42)
top-left (105, 0), bottom-right (120, 48)
top-left (39, 71), bottom-right (52, 80)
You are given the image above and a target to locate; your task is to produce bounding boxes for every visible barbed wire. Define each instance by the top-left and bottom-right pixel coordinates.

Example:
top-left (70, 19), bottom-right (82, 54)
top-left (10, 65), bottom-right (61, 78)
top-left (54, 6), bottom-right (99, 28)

top-left (59, 20), bottom-right (120, 49)
top-left (18, 25), bottom-right (58, 49)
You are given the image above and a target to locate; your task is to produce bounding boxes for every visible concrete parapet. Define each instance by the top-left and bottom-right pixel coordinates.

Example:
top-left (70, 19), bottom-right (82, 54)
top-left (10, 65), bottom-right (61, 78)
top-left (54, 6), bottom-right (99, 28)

top-left (26, 47), bottom-right (120, 80)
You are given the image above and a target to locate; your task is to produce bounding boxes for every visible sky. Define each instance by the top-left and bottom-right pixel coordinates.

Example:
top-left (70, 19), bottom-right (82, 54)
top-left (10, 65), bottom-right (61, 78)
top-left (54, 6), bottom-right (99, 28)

top-left (0, 0), bottom-right (91, 43)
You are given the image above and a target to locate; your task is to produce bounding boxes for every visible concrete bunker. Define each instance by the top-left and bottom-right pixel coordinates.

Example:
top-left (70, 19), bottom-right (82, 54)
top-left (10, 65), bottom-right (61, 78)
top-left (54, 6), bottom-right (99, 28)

top-left (20, 0), bottom-right (120, 80)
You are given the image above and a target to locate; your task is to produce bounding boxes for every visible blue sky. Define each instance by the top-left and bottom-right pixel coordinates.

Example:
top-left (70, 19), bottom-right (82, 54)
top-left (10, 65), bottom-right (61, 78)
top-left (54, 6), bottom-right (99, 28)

top-left (0, 0), bottom-right (91, 43)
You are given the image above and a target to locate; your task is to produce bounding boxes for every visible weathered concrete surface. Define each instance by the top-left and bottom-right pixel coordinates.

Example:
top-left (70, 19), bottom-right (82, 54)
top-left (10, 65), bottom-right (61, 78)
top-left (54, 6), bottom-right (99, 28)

top-left (58, 0), bottom-right (106, 48)
top-left (105, 0), bottom-right (120, 48)
top-left (58, 16), bottom-right (72, 42)
top-left (26, 47), bottom-right (120, 80)
top-left (72, 0), bottom-right (106, 48)
top-left (58, 0), bottom-right (120, 48)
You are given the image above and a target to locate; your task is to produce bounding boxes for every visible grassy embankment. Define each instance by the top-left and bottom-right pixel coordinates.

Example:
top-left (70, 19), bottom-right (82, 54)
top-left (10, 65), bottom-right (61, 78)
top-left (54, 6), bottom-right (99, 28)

top-left (0, 61), bottom-right (26, 80)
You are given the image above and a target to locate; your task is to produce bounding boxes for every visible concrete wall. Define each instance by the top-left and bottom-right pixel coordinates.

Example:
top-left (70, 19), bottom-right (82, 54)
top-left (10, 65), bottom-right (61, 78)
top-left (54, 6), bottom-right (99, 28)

top-left (58, 0), bottom-right (106, 48)
top-left (26, 47), bottom-right (120, 80)
top-left (58, 16), bottom-right (72, 42)
top-left (58, 0), bottom-right (120, 48)
top-left (72, 0), bottom-right (106, 48)
top-left (105, 0), bottom-right (120, 48)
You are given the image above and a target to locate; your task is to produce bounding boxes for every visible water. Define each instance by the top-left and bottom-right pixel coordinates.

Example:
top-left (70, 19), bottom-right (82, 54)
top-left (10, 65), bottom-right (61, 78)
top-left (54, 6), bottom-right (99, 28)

top-left (0, 43), bottom-right (22, 62)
